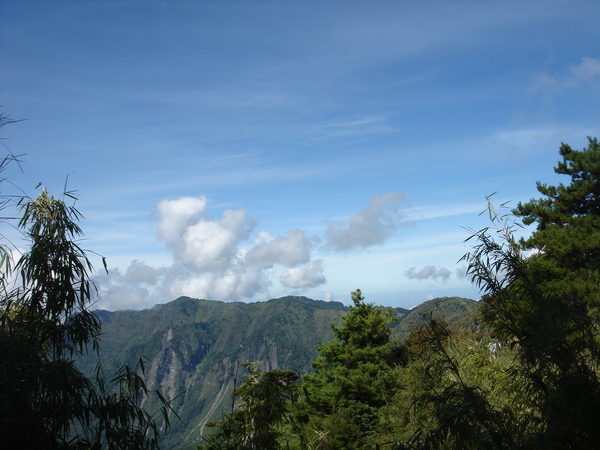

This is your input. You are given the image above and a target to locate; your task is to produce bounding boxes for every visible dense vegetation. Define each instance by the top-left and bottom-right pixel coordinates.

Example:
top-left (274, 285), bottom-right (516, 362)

top-left (80, 294), bottom-right (474, 448)
top-left (200, 138), bottom-right (600, 449)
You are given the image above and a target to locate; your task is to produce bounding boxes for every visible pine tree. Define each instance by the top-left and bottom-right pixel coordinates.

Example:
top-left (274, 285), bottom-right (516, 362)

top-left (295, 290), bottom-right (407, 449)
top-left (463, 137), bottom-right (600, 448)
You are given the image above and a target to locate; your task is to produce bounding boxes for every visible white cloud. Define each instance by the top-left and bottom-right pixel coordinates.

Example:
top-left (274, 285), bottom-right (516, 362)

top-left (125, 259), bottom-right (160, 284)
top-left (280, 259), bottom-right (326, 289)
top-left (97, 284), bottom-right (151, 311)
top-left (405, 265), bottom-right (452, 281)
top-left (326, 191), bottom-right (407, 251)
top-left (566, 57), bottom-right (600, 85)
top-left (157, 196), bottom-right (256, 271)
top-left (538, 57), bottom-right (600, 91)
top-left (95, 196), bottom-right (325, 309)
top-left (93, 264), bottom-right (158, 311)
top-left (245, 229), bottom-right (317, 268)
top-left (157, 196), bottom-right (208, 249)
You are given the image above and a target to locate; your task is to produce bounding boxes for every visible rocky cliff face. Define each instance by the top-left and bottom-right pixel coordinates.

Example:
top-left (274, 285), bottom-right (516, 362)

top-left (86, 296), bottom-right (347, 449)
top-left (84, 295), bottom-right (476, 449)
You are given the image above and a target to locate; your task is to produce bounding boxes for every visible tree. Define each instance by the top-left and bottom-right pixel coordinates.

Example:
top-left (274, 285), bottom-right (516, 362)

top-left (462, 138), bottom-right (600, 448)
top-left (516, 137), bottom-right (600, 271)
top-left (0, 117), bottom-right (173, 448)
top-left (0, 113), bottom-right (24, 273)
top-left (403, 313), bottom-right (517, 450)
top-left (295, 289), bottom-right (407, 449)
top-left (0, 188), bottom-right (173, 449)
top-left (200, 363), bottom-right (299, 450)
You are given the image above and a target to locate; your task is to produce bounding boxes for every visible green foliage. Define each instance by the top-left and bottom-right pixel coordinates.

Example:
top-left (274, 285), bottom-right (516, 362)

top-left (16, 189), bottom-right (102, 358)
top-left (295, 289), bottom-right (408, 449)
top-left (517, 137), bottom-right (600, 268)
top-left (199, 363), bottom-right (299, 449)
top-left (461, 138), bottom-right (600, 448)
top-left (404, 314), bottom-right (517, 450)
top-left (391, 297), bottom-right (478, 341)
top-left (80, 295), bottom-right (474, 447)
top-left (332, 289), bottom-right (394, 348)
top-left (0, 186), bottom-right (172, 449)
top-left (78, 295), bottom-right (350, 448)
top-left (0, 113), bottom-right (25, 276)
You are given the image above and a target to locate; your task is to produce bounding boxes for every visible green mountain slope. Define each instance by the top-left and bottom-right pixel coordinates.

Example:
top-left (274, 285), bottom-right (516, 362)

top-left (82, 295), bottom-right (476, 448)
top-left (390, 296), bottom-right (479, 340)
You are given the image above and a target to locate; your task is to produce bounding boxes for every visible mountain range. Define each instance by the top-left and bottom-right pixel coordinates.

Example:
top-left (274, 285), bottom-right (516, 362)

top-left (80, 295), bottom-right (477, 449)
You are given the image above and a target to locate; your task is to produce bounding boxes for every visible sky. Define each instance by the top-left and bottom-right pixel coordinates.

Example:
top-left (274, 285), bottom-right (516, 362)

top-left (1, 1), bottom-right (599, 310)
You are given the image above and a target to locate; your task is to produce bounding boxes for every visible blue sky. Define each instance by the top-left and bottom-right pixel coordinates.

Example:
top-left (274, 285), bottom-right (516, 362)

top-left (1, 1), bottom-right (599, 310)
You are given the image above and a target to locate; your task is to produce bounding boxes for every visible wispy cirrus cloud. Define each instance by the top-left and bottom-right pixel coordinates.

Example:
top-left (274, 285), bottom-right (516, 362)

top-left (536, 57), bottom-right (600, 92)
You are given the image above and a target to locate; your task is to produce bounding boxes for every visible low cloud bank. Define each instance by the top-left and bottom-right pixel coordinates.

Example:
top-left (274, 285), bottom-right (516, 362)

top-left (97, 196), bottom-right (325, 309)
top-left (96, 192), bottom-right (409, 310)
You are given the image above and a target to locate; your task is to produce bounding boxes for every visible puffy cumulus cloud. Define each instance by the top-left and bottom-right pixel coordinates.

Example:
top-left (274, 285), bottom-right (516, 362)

top-left (326, 191), bottom-right (407, 251)
top-left (157, 196), bottom-right (207, 256)
top-left (280, 259), bottom-right (326, 289)
top-left (405, 265), bottom-right (452, 281)
top-left (322, 291), bottom-right (346, 303)
top-left (158, 265), bottom-right (268, 303)
top-left (158, 196), bottom-right (256, 271)
top-left (95, 196), bottom-right (326, 310)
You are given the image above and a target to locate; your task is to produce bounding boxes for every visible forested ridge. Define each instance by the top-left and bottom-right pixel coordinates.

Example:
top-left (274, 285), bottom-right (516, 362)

top-left (78, 294), bottom-right (475, 448)
top-left (1, 109), bottom-right (599, 449)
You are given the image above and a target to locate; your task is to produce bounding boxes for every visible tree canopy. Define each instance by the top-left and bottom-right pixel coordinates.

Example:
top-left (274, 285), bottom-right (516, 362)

top-left (293, 289), bottom-right (407, 449)
top-left (200, 363), bottom-right (299, 450)
top-left (0, 116), bottom-right (173, 449)
top-left (463, 137), bottom-right (600, 448)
